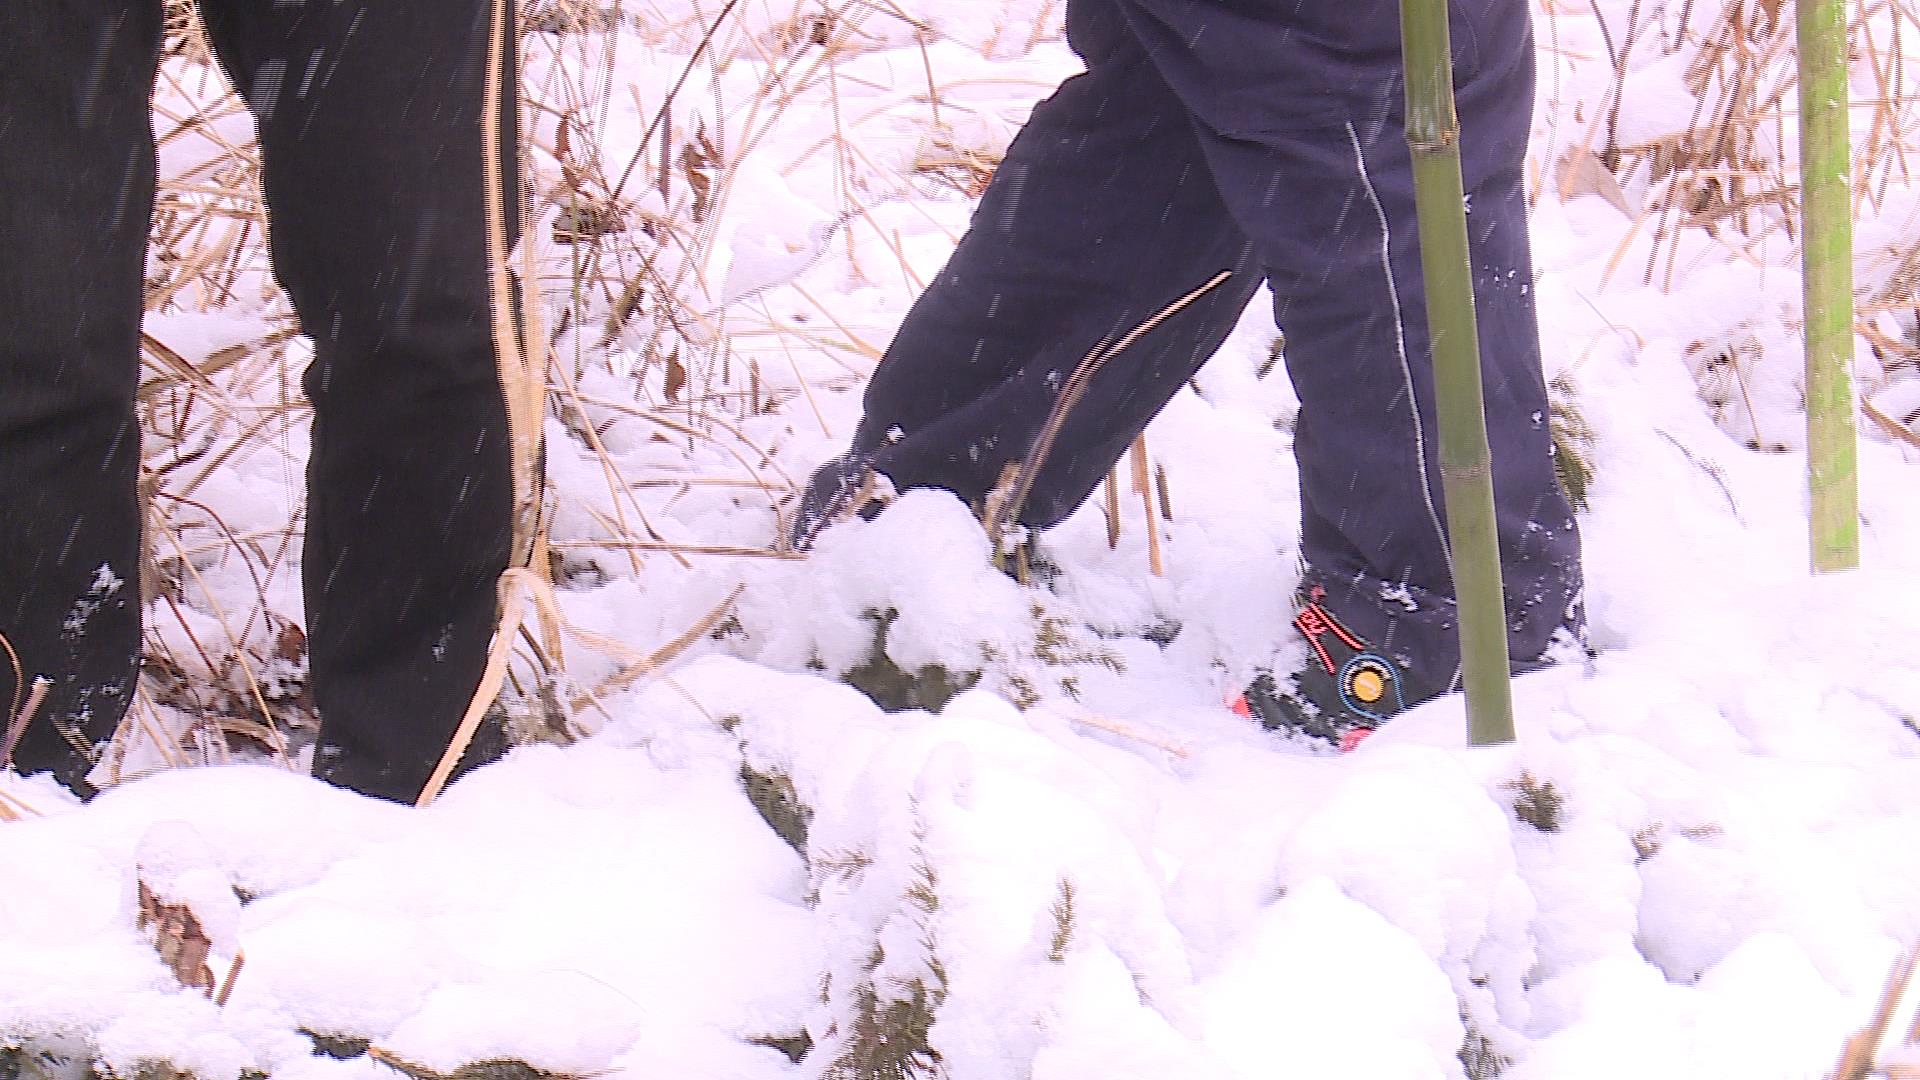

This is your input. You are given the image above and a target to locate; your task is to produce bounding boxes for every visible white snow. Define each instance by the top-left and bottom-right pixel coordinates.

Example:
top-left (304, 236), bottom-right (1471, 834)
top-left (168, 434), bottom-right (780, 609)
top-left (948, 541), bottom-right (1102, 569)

top-left (5, 0), bottom-right (1920, 1077)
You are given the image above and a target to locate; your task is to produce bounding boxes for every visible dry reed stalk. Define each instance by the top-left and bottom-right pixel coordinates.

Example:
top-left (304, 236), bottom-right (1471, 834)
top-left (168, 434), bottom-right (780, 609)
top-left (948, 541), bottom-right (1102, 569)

top-left (1103, 471), bottom-right (1122, 549)
top-left (1128, 436), bottom-right (1164, 577)
top-left (624, 476), bottom-right (791, 490)
top-left (1, 632), bottom-right (19, 729)
top-left (127, 1), bottom-right (983, 787)
top-left (138, 326), bottom-right (300, 403)
top-left (1064, 711), bottom-right (1191, 759)
top-left (418, 568), bottom-right (571, 807)
top-left (145, 86), bottom-right (269, 315)
top-left (565, 387), bottom-right (796, 491)
top-left (162, 0), bottom-right (209, 61)
top-left (130, 683), bottom-right (195, 773)
top-left (1847, 0), bottom-right (1920, 211)
top-left (1858, 242), bottom-right (1920, 378)
top-left (1579, 0), bottom-right (1920, 297)
top-left (789, 281), bottom-right (886, 360)
top-left (202, 715), bottom-right (291, 760)
top-left (775, 340), bottom-right (836, 435)
top-left (93, 698), bottom-right (135, 787)
top-left (570, 584), bottom-right (744, 709)
top-left (551, 538), bottom-right (801, 558)
top-left (607, 0), bottom-right (745, 201)
top-left (483, 0), bottom-right (551, 577)
top-left (214, 951), bottom-right (246, 1008)
top-left (984, 270), bottom-right (1234, 546)
top-left (580, 504), bottom-right (658, 570)
top-left (1, 677), bottom-right (52, 772)
top-left (139, 331), bottom-right (224, 400)
top-left (171, 525), bottom-right (305, 565)
top-left (575, 9), bottom-right (898, 404)
top-left (581, 11), bottom-right (762, 379)
top-left (1864, 395), bottom-right (1920, 447)
top-left (145, 495), bottom-right (297, 749)
top-left (1022, 0), bottom-right (1066, 53)
top-left (149, 493), bottom-right (278, 618)
top-left (599, 0), bottom-right (941, 405)
top-left (1830, 946), bottom-right (1920, 1080)
top-left (1579, 0), bottom-right (1792, 290)
top-left (0, 786), bottom-right (40, 822)
top-left (135, 66), bottom-right (309, 778)
top-left (551, 369), bottom-right (661, 577)
top-left (1857, 321), bottom-right (1914, 378)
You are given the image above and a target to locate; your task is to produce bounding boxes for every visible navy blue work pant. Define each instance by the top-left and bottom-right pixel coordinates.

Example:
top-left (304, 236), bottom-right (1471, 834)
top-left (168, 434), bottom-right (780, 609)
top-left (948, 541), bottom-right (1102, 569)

top-left (846, 0), bottom-right (1583, 695)
top-left (0, 2), bottom-right (515, 801)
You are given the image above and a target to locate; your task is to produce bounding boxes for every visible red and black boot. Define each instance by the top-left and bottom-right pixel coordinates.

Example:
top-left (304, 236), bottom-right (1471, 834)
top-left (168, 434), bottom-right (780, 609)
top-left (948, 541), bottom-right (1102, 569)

top-left (1232, 588), bottom-right (1411, 752)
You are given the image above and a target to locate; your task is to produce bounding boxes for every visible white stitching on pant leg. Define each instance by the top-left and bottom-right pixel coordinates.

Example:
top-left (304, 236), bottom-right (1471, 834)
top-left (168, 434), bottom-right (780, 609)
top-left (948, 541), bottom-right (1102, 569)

top-left (1345, 122), bottom-right (1451, 571)
top-left (1346, 121), bottom-right (1463, 693)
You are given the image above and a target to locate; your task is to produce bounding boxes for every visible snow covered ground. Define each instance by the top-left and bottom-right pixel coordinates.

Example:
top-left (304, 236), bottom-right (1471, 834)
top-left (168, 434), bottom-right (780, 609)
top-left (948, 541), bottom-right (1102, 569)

top-left (5, 1), bottom-right (1920, 1078)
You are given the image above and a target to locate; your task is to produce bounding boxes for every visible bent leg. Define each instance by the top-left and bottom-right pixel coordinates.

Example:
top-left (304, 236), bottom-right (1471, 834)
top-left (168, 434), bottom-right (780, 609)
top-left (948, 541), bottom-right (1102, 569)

top-left (852, 0), bottom-right (1260, 529)
top-left (1119, 0), bottom-right (1584, 695)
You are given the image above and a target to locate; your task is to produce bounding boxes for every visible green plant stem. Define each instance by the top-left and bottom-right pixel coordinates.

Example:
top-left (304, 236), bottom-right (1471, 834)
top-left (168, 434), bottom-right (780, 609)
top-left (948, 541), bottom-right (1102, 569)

top-left (1797, 0), bottom-right (1860, 573)
top-left (1400, 0), bottom-right (1515, 745)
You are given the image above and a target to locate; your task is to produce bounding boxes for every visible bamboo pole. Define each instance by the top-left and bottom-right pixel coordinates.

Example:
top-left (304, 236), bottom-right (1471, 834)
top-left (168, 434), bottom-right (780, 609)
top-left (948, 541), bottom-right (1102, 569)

top-left (1797, 0), bottom-right (1860, 573)
top-left (1399, 0), bottom-right (1515, 745)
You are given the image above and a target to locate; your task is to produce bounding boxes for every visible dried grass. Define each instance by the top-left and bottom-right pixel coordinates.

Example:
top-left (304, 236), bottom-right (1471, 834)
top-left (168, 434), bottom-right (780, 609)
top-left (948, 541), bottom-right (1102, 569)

top-left (122, 0), bottom-right (1021, 788)
top-left (1570, 0), bottom-right (1920, 291)
top-left (1553, 0), bottom-right (1920, 451)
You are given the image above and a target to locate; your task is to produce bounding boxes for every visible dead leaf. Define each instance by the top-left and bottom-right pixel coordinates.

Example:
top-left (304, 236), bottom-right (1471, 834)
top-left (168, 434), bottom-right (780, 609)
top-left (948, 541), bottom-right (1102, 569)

top-left (1555, 147), bottom-right (1636, 217)
top-left (136, 879), bottom-right (217, 992)
top-left (664, 347), bottom-right (687, 402)
top-left (682, 122), bottom-right (717, 224)
top-left (276, 620), bottom-right (307, 664)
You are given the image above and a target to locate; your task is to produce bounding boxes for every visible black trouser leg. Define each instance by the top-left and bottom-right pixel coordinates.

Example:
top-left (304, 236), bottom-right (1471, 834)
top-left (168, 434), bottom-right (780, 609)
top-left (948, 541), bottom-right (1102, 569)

top-left (853, 0), bottom-right (1262, 528)
top-left (1112, 0), bottom-right (1582, 691)
top-left (844, 0), bottom-right (1582, 694)
top-left (200, 0), bottom-right (515, 802)
top-left (0, 3), bottom-right (163, 792)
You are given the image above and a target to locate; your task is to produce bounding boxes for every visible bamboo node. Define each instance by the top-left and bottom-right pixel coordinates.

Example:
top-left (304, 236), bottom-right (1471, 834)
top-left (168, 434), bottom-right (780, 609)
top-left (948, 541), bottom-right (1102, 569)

top-left (1440, 459), bottom-right (1492, 482)
top-left (1407, 128), bottom-right (1460, 154)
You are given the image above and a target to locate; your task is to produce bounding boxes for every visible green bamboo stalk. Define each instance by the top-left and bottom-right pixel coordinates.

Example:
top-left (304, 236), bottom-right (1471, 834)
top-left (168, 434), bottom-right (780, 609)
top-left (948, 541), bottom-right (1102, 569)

top-left (1400, 0), bottom-right (1515, 745)
top-left (1797, 0), bottom-right (1860, 573)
